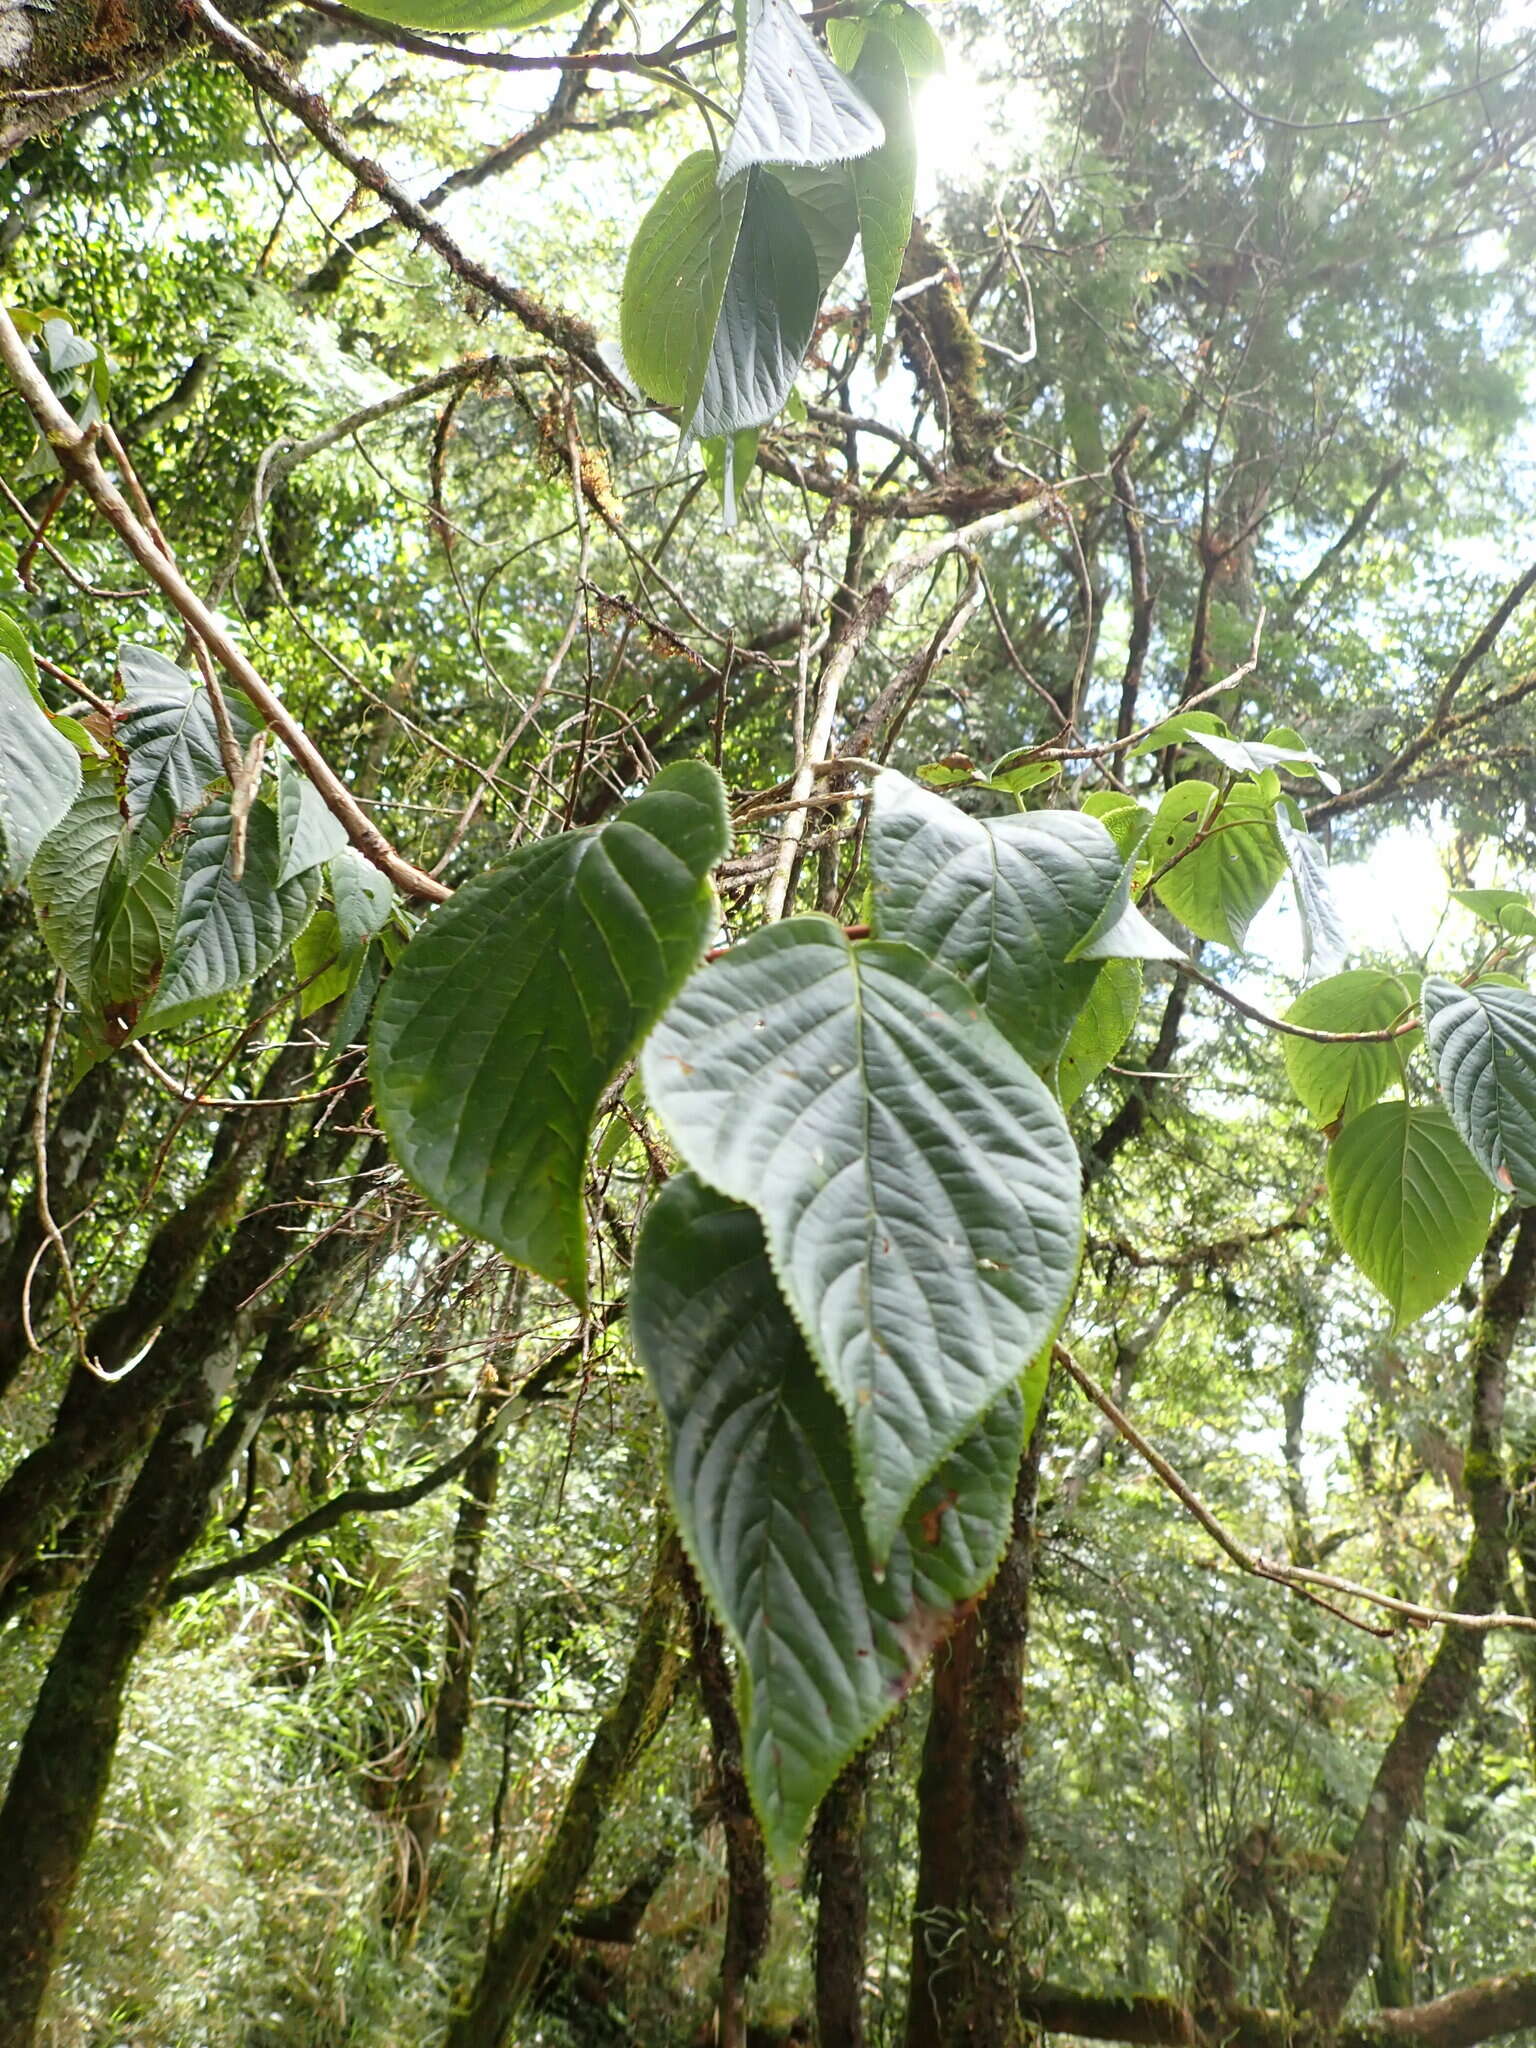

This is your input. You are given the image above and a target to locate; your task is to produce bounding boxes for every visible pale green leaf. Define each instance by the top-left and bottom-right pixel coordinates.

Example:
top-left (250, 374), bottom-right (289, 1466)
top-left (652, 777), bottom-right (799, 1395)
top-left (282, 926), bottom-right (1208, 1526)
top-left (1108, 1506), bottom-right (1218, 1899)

top-left (850, 33), bottom-right (917, 343)
top-left (621, 154), bottom-right (747, 411)
top-left (690, 170), bottom-right (822, 440)
top-left (1057, 959), bottom-right (1143, 1110)
top-left (115, 643), bottom-right (258, 867)
top-left (719, 0), bottom-right (884, 184)
top-left (0, 646), bottom-right (80, 885)
top-left (1281, 969), bottom-right (1418, 1127)
top-left (348, 0), bottom-right (582, 29)
top-left (278, 754), bottom-right (349, 884)
top-left (1146, 778), bottom-right (1286, 950)
top-left (1326, 1101), bottom-right (1492, 1326)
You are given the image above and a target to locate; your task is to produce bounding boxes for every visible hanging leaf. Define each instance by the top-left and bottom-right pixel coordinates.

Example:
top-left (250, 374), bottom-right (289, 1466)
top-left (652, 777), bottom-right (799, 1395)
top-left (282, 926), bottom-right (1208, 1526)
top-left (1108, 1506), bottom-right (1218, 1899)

top-left (115, 643), bottom-right (259, 868)
top-left (143, 798), bottom-right (319, 1027)
top-left (1281, 969), bottom-right (1418, 1128)
top-left (621, 154), bottom-right (747, 414)
top-left (869, 767), bottom-right (1126, 1070)
top-left (1325, 1101), bottom-right (1492, 1327)
top-left (773, 163), bottom-right (860, 291)
top-left (1277, 817), bottom-right (1349, 979)
top-left (278, 753), bottom-right (349, 884)
top-left (827, 2), bottom-right (945, 78)
top-left (1057, 960), bottom-right (1144, 1110)
top-left (690, 170), bottom-right (822, 442)
top-left (330, 847), bottom-right (395, 956)
top-left (849, 32), bottom-right (917, 343)
top-left (0, 642), bottom-right (81, 886)
top-left (1145, 778), bottom-right (1286, 950)
top-left (631, 1173), bottom-right (1033, 1866)
top-left (29, 775), bottom-right (175, 1035)
top-left (1422, 977), bottom-right (1536, 1202)
top-left (372, 761), bottom-right (729, 1306)
top-left (641, 918), bottom-right (1081, 1556)
top-left (718, 0), bottom-right (885, 186)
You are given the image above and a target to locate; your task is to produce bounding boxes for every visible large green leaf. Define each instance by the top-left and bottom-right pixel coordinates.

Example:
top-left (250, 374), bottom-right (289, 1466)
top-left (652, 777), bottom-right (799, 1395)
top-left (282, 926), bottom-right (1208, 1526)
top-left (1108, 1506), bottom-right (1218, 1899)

top-left (631, 1174), bottom-right (1032, 1865)
top-left (330, 848), bottom-right (395, 956)
top-left (869, 768), bottom-right (1126, 1070)
top-left (115, 643), bottom-right (258, 868)
top-left (29, 775), bottom-right (175, 1035)
top-left (827, 1), bottom-right (945, 78)
top-left (774, 164), bottom-right (860, 291)
top-left (143, 798), bottom-right (319, 1026)
top-left (349, 0), bottom-right (582, 30)
top-left (372, 761), bottom-right (729, 1304)
top-left (1281, 969), bottom-right (1418, 1128)
top-left (718, 0), bottom-right (885, 184)
top-left (641, 918), bottom-right (1081, 1556)
top-left (0, 644), bottom-right (81, 886)
top-left (690, 170), bottom-right (821, 442)
top-left (1058, 959), bottom-right (1143, 1110)
top-left (1422, 977), bottom-right (1536, 1202)
top-left (850, 32), bottom-right (917, 342)
top-left (1325, 1101), bottom-right (1493, 1327)
top-left (621, 155), bottom-right (747, 414)
top-left (1146, 778), bottom-right (1286, 950)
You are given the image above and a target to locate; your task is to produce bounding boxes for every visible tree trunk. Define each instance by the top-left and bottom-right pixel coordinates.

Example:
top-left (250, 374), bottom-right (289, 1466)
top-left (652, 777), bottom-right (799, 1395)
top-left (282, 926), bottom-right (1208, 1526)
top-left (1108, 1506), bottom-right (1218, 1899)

top-left (809, 1750), bottom-right (872, 2048)
top-left (446, 1529), bottom-right (684, 2048)
top-left (1298, 1209), bottom-right (1536, 2027)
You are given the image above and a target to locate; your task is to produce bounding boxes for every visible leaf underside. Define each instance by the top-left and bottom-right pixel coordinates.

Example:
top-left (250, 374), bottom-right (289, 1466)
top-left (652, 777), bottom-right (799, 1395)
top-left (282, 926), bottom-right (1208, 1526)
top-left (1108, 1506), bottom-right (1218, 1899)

top-left (719, 0), bottom-right (885, 186)
top-left (1422, 977), bottom-right (1536, 1202)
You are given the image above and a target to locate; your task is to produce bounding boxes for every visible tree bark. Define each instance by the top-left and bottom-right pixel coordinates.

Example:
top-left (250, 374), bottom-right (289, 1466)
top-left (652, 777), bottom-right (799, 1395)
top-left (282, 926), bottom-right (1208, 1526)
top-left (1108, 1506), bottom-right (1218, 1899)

top-left (1298, 1209), bottom-right (1536, 2027)
top-left (809, 1751), bottom-right (871, 2048)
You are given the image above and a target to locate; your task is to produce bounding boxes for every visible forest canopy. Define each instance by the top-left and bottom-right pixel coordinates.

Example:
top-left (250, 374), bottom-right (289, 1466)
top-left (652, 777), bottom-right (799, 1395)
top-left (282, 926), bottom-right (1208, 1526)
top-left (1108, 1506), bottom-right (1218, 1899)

top-left (3, 0), bottom-right (1536, 2044)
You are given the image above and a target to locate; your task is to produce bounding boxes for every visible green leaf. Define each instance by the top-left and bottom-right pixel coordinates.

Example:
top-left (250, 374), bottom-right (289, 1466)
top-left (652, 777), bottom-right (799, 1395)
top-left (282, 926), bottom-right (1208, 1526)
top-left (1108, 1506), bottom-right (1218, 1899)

top-left (719, 0), bottom-right (885, 184)
top-left (144, 798), bottom-right (319, 1026)
top-left (701, 431), bottom-right (761, 526)
top-left (773, 163), bottom-right (860, 292)
top-left (1057, 959), bottom-right (1143, 1110)
top-left (1082, 790), bottom-right (1152, 860)
top-left (1326, 1101), bottom-right (1493, 1327)
top-left (372, 761), bottom-right (729, 1305)
top-left (981, 759), bottom-right (1061, 795)
top-left (115, 643), bottom-right (258, 868)
top-left (330, 847), bottom-right (395, 955)
top-left (1146, 778), bottom-right (1286, 950)
top-left (869, 766), bottom-right (1125, 1069)
top-left (1128, 710), bottom-right (1229, 757)
top-left (621, 154), bottom-right (747, 411)
top-left (347, 0), bottom-right (582, 29)
top-left (631, 1173), bottom-right (1032, 1866)
top-left (691, 170), bottom-right (822, 441)
top-left (1422, 977), bottom-right (1536, 1201)
top-left (850, 33), bottom-right (917, 343)
top-left (1276, 818), bottom-right (1348, 979)
top-left (1281, 969), bottom-right (1418, 1127)
top-left (29, 775), bottom-right (175, 1033)
top-left (640, 919), bottom-right (1081, 1556)
top-left (1452, 888), bottom-right (1536, 943)
top-left (278, 754), bottom-right (349, 884)
top-left (0, 643), bottom-right (81, 885)
top-left (827, 1), bottom-right (945, 77)
top-left (293, 909), bottom-right (352, 1017)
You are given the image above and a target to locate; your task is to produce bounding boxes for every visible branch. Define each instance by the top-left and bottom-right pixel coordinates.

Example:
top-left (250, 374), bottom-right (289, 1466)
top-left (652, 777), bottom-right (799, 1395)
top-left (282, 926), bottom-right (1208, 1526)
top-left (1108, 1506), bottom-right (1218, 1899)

top-left (1054, 1340), bottom-right (1536, 1638)
top-left (0, 302), bottom-right (450, 904)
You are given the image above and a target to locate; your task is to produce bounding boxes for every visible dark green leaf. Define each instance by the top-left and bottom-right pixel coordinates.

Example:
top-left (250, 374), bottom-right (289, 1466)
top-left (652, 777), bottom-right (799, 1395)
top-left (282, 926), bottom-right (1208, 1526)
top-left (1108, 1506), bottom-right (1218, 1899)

top-left (773, 163), bottom-right (860, 291)
top-left (631, 1173), bottom-right (1032, 1865)
top-left (0, 643), bottom-right (81, 886)
top-left (1422, 977), bottom-right (1536, 1201)
top-left (115, 643), bottom-right (258, 868)
top-left (29, 774), bottom-right (174, 1031)
top-left (850, 33), bottom-right (917, 342)
top-left (641, 919), bottom-right (1081, 1555)
top-left (827, 2), bottom-right (945, 78)
top-left (621, 154), bottom-right (747, 411)
top-left (330, 848), bottom-right (395, 956)
top-left (348, 0), bottom-right (582, 28)
top-left (278, 754), bottom-right (349, 884)
top-left (372, 761), bottom-right (729, 1304)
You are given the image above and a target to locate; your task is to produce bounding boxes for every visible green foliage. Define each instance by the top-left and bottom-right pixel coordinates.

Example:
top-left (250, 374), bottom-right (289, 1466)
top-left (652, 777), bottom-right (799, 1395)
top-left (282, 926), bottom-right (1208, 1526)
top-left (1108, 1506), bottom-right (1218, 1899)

top-left (1325, 1101), bottom-right (1494, 1327)
top-left (371, 762), bottom-right (729, 1304)
top-left (1422, 978), bottom-right (1536, 1201)
top-left (1282, 970), bottom-right (1419, 1127)
top-left (0, 634), bottom-right (82, 886)
top-left (1145, 778), bottom-right (1287, 950)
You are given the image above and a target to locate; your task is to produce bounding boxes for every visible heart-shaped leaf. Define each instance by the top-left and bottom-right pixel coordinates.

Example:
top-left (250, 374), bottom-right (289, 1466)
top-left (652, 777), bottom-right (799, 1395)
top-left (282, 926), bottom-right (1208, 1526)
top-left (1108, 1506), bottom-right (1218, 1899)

top-left (641, 918), bottom-right (1080, 1555)
top-left (373, 761), bottom-right (729, 1304)
top-left (718, 0), bottom-right (885, 186)
top-left (631, 1173), bottom-right (1032, 1865)
top-left (869, 768), bottom-right (1128, 1069)
top-left (1281, 969), bottom-right (1418, 1127)
top-left (1422, 977), bottom-right (1536, 1202)
top-left (1146, 778), bottom-right (1286, 950)
top-left (1325, 1100), bottom-right (1492, 1327)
